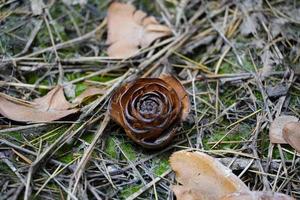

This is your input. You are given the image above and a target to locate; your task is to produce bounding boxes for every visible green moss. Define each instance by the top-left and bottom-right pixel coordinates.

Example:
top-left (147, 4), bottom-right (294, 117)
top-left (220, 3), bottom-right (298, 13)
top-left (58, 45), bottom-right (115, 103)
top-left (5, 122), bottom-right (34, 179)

top-left (24, 72), bottom-right (52, 95)
top-left (272, 148), bottom-right (281, 159)
top-left (153, 157), bottom-right (169, 176)
top-left (243, 58), bottom-right (255, 72)
top-left (105, 137), bottom-right (117, 159)
top-left (81, 132), bottom-right (94, 144)
top-left (219, 62), bottom-right (234, 74)
top-left (105, 135), bottom-right (137, 161)
top-left (283, 148), bottom-right (295, 160)
top-left (204, 124), bottom-right (250, 149)
top-left (66, 73), bottom-right (85, 81)
top-left (120, 184), bottom-right (142, 199)
top-left (55, 143), bottom-right (73, 164)
top-left (90, 75), bottom-right (115, 82)
top-left (2, 131), bottom-right (23, 141)
top-left (75, 83), bottom-right (87, 96)
top-left (259, 130), bottom-right (295, 160)
top-left (120, 142), bottom-right (137, 161)
top-left (27, 73), bottom-right (39, 84)
top-left (253, 90), bottom-right (263, 101)
top-left (58, 152), bottom-right (74, 164)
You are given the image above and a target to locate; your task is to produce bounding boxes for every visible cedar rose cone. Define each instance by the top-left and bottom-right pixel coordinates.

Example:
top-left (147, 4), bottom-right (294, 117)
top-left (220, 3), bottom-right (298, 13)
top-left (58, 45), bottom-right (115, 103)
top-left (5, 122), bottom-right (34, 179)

top-left (109, 74), bottom-right (190, 149)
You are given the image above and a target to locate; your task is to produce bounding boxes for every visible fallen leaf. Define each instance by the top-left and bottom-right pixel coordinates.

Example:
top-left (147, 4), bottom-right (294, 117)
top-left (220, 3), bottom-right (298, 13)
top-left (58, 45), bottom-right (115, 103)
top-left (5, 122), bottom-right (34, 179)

top-left (73, 87), bottom-right (105, 104)
top-left (269, 115), bottom-right (299, 144)
top-left (169, 151), bottom-right (249, 200)
top-left (221, 191), bottom-right (294, 200)
top-left (107, 2), bottom-right (172, 58)
top-left (0, 86), bottom-right (78, 123)
top-left (283, 122), bottom-right (300, 153)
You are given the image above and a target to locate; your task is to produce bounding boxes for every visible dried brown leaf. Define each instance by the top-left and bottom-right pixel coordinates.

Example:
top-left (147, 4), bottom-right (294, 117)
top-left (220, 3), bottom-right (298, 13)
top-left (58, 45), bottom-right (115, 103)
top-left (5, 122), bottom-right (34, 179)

top-left (221, 191), bottom-right (295, 200)
top-left (107, 2), bottom-right (172, 58)
top-left (283, 122), bottom-right (300, 153)
top-left (170, 151), bottom-right (249, 200)
top-left (0, 86), bottom-right (78, 123)
top-left (269, 115), bottom-right (299, 144)
top-left (34, 86), bottom-right (74, 111)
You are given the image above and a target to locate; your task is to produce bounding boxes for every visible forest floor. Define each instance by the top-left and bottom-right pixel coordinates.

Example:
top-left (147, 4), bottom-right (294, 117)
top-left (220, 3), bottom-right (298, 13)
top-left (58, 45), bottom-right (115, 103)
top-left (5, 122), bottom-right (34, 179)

top-left (0, 0), bottom-right (299, 199)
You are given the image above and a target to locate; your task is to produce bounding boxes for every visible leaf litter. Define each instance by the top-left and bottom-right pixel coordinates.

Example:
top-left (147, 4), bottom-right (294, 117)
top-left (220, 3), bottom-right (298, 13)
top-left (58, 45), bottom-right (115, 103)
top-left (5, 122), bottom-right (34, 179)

top-left (0, 86), bottom-right (78, 123)
top-left (283, 122), bottom-right (300, 153)
top-left (170, 151), bottom-right (249, 200)
top-left (269, 115), bottom-right (299, 144)
top-left (107, 2), bottom-right (172, 58)
top-left (170, 151), bottom-right (295, 200)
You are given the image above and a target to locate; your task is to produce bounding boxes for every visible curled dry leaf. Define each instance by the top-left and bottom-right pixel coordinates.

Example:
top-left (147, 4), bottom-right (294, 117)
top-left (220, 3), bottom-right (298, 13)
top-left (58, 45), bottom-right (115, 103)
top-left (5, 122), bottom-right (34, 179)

top-left (109, 74), bottom-right (190, 149)
top-left (269, 115), bottom-right (299, 143)
top-left (107, 2), bottom-right (172, 58)
top-left (283, 122), bottom-right (300, 153)
top-left (0, 86), bottom-right (78, 123)
top-left (221, 191), bottom-right (295, 200)
top-left (169, 151), bottom-right (249, 200)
